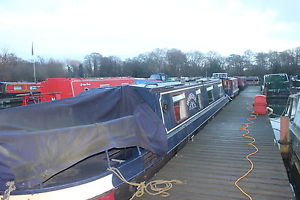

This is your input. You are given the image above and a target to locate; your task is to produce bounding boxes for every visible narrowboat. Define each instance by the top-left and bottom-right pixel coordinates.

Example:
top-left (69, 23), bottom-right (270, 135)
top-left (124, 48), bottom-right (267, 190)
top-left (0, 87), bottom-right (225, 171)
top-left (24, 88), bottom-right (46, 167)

top-left (245, 76), bottom-right (260, 85)
top-left (38, 77), bottom-right (135, 102)
top-left (235, 76), bottom-right (247, 91)
top-left (221, 77), bottom-right (239, 98)
top-left (0, 82), bottom-right (39, 99)
top-left (288, 92), bottom-right (300, 167)
top-left (291, 75), bottom-right (300, 93)
top-left (0, 79), bottom-right (229, 200)
top-left (211, 73), bottom-right (228, 79)
top-left (262, 74), bottom-right (290, 98)
top-left (149, 73), bottom-right (168, 81)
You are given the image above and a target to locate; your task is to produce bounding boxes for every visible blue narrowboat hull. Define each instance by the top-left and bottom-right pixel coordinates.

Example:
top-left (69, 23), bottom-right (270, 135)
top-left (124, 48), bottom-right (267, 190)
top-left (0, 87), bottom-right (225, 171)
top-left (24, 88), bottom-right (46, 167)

top-left (112, 96), bottom-right (229, 199)
top-left (2, 80), bottom-right (229, 200)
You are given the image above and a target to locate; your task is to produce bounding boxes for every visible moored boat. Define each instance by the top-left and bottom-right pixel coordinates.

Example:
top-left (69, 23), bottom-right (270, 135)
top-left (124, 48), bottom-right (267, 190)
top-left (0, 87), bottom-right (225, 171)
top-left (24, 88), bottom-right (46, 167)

top-left (210, 73), bottom-right (239, 98)
top-left (235, 76), bottom-right (247, 91)
top-left (0, 79), bottom-right (229, 200)
top-left (262, 73), bottom-right (290, 98)
top-left (288, 93), bottom-right (300, 166)
top-left (245, 76), bottom-right (260, 85)
top-left (291, 75), bottom-right (300, 93)
top-left (221, 77), bottom-right (239, 98)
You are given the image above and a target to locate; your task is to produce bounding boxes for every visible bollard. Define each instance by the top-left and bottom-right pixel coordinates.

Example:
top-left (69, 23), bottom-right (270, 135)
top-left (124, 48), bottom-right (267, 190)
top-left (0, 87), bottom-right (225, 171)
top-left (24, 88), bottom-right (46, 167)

top-left (279, 116), bottom-right (290, 157)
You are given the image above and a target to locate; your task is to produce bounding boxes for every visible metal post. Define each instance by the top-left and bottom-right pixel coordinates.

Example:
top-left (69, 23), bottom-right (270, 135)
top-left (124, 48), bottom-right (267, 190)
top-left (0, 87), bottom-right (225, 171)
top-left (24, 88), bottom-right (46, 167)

top-left (33, 59), bottom-right (36, 83)
top-left (32, 42), bottom-right (37, 83)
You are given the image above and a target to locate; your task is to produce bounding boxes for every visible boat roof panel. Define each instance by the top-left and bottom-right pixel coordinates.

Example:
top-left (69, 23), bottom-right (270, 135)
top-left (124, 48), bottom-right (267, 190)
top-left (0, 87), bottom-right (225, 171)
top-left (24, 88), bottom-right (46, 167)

top-left (132, 80), bottom-right (221, 93)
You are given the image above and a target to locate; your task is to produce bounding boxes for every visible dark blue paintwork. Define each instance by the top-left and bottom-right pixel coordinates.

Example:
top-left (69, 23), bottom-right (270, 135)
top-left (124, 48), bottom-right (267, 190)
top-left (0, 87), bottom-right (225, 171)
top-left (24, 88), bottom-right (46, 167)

top-left (11, 80), bottom-right (229, 199)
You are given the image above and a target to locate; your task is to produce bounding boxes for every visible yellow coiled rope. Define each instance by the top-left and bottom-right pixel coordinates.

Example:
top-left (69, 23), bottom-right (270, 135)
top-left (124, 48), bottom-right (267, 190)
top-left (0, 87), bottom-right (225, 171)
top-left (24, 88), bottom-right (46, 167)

top-left (234, 114), bottom-right (259, 200)
top-left (107, 167), bottom-right (182, 200)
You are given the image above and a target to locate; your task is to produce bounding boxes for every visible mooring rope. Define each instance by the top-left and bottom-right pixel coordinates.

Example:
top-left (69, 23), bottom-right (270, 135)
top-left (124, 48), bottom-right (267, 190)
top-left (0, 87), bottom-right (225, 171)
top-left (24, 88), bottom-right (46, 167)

top-left (107, 167), bottom-right (182, 200)
top-left (1, 181), bottom-right (16, 200)
top-left (234, 114), bottom-right (259, 200)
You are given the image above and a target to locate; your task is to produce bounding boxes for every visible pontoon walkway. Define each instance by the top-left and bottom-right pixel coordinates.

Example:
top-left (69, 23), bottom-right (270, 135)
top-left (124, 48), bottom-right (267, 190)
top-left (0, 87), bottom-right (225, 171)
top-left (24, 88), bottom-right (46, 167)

top-left (139, 86), bottom-right (294, 200)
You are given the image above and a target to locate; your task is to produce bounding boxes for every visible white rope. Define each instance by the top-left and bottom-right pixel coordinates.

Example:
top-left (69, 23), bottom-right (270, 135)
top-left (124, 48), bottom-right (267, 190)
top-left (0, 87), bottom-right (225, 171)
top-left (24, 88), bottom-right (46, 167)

top-left (1, 181), bottom-right (16, 200)
top-left (107, 167), bottom-right (182, 200)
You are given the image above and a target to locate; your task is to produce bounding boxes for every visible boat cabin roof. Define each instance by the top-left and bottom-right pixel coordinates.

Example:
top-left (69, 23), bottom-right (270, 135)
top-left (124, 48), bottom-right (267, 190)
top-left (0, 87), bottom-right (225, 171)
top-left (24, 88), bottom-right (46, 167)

top-left (264, 74), bottom-right (288, 82)
top-left (132, 79), bottom-right (221, 94)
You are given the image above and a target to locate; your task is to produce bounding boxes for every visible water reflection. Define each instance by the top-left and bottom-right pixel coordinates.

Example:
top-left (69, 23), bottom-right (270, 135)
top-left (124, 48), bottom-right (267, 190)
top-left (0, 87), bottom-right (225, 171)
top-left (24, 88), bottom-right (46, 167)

top-left (267, 98), bottom-right (289, 118)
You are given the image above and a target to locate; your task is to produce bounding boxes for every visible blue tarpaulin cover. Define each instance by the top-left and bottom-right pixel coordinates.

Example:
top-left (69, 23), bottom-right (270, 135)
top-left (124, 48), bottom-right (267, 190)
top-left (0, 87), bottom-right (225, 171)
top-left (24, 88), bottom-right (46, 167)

top-left (0, 86), bottom-right (167, 190)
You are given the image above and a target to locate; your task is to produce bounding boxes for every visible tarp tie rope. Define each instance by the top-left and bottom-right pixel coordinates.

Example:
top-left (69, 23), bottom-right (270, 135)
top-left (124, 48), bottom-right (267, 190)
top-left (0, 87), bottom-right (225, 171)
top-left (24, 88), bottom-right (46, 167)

top-left (234, 113), bottom-right (258, 200)
top-left (107, 167), bottom-right (182, 200)
top-left (1, 181), bottom-right (16, 200)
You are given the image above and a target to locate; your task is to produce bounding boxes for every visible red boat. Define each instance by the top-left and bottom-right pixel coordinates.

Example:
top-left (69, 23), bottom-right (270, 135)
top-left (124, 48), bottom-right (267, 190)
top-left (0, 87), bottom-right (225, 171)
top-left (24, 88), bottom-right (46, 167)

top-left (0, 82), bottom-right (40, 105)
top-left (0, 82), bottom-right (39, 97)
top-left (235, 76), bottom-right (247, 90)
top-left (39, 77), bottom-right (135, 102)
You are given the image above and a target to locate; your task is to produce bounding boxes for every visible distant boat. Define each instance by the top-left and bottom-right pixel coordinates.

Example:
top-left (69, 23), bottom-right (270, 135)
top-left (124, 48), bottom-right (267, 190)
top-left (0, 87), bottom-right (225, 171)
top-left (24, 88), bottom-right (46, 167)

top-left (0, 82), bottom-right (39, 99)
top-left (262, 73), bottom-right (290, 98)
top-left (245, 76), bottom-right (260, 85)
top-left (234, 76), bottom-right (247, 91)
top-left (291, 75), bottom-right (300, 92)
top-left (210, 73), bottom-right (239, 98)
top-left (0, 79), bottom-right (229, 200)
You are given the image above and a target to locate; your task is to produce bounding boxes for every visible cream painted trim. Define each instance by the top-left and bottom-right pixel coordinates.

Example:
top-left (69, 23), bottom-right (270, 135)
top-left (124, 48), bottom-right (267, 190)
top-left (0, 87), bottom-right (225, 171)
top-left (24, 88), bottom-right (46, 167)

top-left (70, 81), bottom-right (75, 97)
top-left (159, 82), bottom-right (218, 95)
top-left (172, 93), bottom-right (185, 102)
top-left (3, 174), bottom-right (114, 200)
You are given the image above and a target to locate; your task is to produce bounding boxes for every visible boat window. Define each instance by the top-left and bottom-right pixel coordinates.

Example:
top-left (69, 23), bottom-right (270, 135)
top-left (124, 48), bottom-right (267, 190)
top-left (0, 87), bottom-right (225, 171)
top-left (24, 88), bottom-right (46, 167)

top-left (13, 85), bottom-right (22, 90)
top-left (223, 80), bottom-right (231, 90)
top-left (30, 85), bottom-right (37, 90)
top-left (172, 93), bottom-right (188, 122)
top-left (207, 86), bottom-right (214, 104)
top-left (196, 88), bottom-right (204, 109)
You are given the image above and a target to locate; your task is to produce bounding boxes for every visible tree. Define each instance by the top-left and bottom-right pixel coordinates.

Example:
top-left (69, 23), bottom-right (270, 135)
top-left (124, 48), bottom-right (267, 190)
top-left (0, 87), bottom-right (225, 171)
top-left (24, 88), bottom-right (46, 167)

top-left (166, 49), bottom-right (187, 76)
top-left (186, 51), bottom-right (206, 76)
top-left (205, 51), bottom-right (224, 77)
top-left (83, 53), bottom-right (103, 77)
top-left (225, 54), bottom-right (246, 76)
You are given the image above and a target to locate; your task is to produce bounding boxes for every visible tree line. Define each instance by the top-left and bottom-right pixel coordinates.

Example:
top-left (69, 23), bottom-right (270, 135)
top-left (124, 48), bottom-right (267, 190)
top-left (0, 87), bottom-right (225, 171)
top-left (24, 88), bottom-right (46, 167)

top-left (1, 47), bottom-right (300, 82)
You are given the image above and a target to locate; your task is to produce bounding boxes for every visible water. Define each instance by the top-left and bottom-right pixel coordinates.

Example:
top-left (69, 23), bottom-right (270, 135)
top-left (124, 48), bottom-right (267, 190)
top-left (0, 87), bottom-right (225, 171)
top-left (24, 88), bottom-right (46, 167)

top-left (267, 98), bottom-right (289, 118)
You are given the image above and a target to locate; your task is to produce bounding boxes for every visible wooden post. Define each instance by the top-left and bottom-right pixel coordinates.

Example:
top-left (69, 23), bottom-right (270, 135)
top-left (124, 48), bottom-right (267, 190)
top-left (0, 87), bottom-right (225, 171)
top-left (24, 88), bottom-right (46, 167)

top-left (279, 116), bottom-right (290, 157)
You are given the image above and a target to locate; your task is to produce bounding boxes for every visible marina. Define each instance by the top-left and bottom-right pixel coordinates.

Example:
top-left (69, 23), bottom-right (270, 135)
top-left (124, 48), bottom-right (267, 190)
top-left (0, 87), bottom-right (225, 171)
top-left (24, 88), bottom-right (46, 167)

top-left (1, 1), bottom-right (300, 199)
top-left (0, 79), bottom-right (230, 200)
top-left (138, 86), bottom-right (295, 200)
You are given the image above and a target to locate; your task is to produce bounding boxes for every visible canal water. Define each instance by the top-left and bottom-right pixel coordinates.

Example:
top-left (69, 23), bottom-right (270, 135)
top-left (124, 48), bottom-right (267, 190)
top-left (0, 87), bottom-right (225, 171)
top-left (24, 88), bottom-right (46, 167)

top-left (268, 97), bottom-right (300, 200)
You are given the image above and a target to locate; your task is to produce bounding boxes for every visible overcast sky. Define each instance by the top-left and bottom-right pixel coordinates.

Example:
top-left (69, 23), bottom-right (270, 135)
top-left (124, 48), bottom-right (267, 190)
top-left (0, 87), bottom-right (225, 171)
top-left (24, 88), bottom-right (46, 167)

top-left (0, 0), bottom-right (300, 60)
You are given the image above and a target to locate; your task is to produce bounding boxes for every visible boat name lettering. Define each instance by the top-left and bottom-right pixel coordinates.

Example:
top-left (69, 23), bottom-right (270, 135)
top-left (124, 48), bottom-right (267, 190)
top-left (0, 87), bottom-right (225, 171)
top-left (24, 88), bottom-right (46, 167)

top-left (80, 83), bottom-right (91, 86)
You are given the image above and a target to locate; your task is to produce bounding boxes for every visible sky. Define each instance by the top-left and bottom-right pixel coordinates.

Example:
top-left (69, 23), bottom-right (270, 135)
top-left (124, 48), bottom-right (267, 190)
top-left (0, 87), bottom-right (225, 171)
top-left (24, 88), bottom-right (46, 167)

top-left (0, 0), bottom-right (300, 61)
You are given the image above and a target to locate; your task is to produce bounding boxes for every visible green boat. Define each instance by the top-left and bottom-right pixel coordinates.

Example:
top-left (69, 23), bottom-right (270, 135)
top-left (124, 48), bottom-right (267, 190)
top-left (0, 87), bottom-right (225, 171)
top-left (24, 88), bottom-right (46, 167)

top-left (262, 73), bottom-right (290, 98)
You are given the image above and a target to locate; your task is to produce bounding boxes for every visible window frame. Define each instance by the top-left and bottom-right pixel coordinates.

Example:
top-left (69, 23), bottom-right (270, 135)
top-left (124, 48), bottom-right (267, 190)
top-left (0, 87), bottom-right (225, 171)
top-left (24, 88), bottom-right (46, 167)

top-left (172, 93), bottom-right (188, 123)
